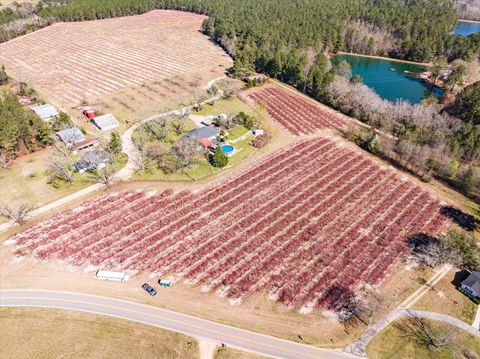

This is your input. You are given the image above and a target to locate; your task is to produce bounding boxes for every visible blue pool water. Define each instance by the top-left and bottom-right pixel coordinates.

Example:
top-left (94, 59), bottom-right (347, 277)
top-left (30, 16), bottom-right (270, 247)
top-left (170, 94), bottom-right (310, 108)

top-left (221, 145), bottom-right (234, 153)
top-left (453, 21), bottom-right (480, 36)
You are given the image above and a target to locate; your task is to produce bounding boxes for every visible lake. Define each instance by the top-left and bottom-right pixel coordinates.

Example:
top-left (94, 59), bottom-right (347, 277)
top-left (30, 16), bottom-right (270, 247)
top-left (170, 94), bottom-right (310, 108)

top-left (453, 21), bottom-right (480, 36)
top-left (333, 54), bottom-right (443, 104)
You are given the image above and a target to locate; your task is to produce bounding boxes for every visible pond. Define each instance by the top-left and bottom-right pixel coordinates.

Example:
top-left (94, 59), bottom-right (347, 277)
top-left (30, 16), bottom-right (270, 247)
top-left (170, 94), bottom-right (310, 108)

top-left (453, 21), bottom-right (480, 36)
top-left (333, 54), bottom-right (443, 104)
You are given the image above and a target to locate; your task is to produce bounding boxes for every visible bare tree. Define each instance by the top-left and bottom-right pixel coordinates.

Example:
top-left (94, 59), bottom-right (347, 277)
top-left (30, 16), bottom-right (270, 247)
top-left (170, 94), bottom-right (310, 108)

top-left (89, 165), bottom-right (115, 187)
top-left (144, 120), bottom-right (169, 141)
top-left (217, 79), bottom-right (242, 99)
top-left (171, 117), bottom-right (187, 135)
top-left (0, 201), bottom-right (33, 225)
top-left (407, 234), bottom-right (460, 268)
top-left (171, 137), bottom-right (202, 173)
top-left (393, 311), bottom-right (454, 351)
top-left (0, 150), bottom-right (12, 169)
top-left (48, 144), bottom-right (74, 184)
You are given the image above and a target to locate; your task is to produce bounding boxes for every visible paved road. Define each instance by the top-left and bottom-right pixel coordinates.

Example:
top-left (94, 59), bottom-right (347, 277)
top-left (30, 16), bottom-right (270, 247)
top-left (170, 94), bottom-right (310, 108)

top-left (0, 289), bottom-right (357, 359)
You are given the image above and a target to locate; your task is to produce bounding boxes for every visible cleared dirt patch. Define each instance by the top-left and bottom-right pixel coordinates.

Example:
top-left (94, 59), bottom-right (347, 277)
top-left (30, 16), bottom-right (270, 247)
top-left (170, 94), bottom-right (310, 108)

top-left (0, 307), bottom-right (199, 359)
top-left (9, 135), bottom-right (449, 311)
top-left (0, 10), bottom-right (231, 107)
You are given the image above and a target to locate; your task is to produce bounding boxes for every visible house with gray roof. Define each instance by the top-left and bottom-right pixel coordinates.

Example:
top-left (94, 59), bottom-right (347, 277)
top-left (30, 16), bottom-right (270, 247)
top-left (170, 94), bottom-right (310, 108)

top-left (31, 104), bottom-right (58, 122)
top-left (56, 128), bottom-right (85, 146)
top-left (460, 271), bottom-right (480, 299)
top-left (74, 150), bottom-right (109, 173)
top-left (182, 126), bottom-right (220, 141)
top-left (92, 113), bottom-right (120, 131)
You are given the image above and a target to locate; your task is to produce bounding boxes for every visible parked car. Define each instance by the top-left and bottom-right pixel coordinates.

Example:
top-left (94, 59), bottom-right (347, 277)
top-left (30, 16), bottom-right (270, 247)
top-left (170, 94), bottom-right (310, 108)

top-left (141, 283), bottom-right (157, 296)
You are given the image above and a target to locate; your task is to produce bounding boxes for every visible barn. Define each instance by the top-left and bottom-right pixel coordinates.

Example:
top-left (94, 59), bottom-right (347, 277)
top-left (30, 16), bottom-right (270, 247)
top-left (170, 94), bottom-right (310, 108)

top-left (92, 114), bottom-right (120, 131)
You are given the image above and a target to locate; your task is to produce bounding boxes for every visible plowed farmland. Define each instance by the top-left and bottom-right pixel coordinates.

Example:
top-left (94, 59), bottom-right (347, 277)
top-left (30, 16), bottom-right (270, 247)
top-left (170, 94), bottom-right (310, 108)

top-left (0, 10), bottom-right (231, 106)
top-left (11, 136), bottom-right (448, 311)
top-left (248, 87), bottom-right (348, 135)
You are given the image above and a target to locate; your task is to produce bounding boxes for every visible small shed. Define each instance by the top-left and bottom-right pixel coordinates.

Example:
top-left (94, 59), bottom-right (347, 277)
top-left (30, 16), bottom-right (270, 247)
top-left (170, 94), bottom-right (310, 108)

top-left (182, 126), bottom-right (220, 141)
top-left (460, 271), bottom-right (480, 299)
top-left (74, 150), bottom-right (109, 173)
top-left (56, 128), bottom-right (85, 146)
top-left (252, 129), bottom-right (264, 137)
top-left (31, 104), bottom-right (58, 122)
top-left (92, 114), bottom-right (120, 131)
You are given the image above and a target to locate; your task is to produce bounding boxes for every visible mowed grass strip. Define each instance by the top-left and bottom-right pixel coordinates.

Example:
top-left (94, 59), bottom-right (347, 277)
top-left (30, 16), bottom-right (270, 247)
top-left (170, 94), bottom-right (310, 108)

top-left (0, 307), bottom-right (199, 359)
top-left (367, 318), bottom-right (480, 359)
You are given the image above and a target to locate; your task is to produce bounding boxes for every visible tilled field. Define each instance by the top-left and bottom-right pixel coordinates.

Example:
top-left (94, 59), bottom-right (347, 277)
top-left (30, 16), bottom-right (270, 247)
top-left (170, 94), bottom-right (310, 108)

top-left (11, 136), bottom-right (448, 311)
top-left (248, 87), bottom-right (348, 135)
top-left (0, 10), bottom-right (231, 106)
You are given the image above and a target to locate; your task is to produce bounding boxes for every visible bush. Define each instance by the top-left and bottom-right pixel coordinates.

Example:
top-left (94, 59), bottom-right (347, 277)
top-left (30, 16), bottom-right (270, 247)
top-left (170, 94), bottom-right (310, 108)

top-left (211, 146), bottom-right (228, 168)
top-left (251, 135), bottom-right (269, 149)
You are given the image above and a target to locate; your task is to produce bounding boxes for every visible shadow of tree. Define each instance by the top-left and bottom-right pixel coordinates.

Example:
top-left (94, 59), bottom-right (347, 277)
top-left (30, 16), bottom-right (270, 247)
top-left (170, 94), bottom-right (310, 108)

top-left (440, 206), bottom-right (477, 232)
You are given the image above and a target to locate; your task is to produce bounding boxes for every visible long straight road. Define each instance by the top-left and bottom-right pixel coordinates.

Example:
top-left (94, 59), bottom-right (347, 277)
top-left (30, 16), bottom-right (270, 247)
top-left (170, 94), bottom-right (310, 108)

top-left (0, 289), bottom-right (357, 359)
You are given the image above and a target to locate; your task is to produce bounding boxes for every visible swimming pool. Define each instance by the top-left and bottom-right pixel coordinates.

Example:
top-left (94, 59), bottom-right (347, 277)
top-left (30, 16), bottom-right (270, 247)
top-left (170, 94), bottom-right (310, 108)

top-left (221, 145), bottom-right (234, 155)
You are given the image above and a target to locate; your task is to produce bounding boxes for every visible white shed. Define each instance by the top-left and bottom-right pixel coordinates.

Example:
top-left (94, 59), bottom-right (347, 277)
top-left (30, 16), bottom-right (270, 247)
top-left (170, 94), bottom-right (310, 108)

top-left (96, 270), bottom-right (129, 282)
top-left (92, 114), bottom-right (120, 131)
top-left (31, 104), bottom-right (59, 122)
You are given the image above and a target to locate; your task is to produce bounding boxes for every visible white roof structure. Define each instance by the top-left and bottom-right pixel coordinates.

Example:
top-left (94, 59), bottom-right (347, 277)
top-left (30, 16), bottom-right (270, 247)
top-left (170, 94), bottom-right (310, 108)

top-left (96, 270), bottom-right (129, 282)
top-left (92, 113), bottom-right (120, 131)
top-left (31, 104), bottom-right (58, 121)
top-left (56, 128), bottom-right (85, 145)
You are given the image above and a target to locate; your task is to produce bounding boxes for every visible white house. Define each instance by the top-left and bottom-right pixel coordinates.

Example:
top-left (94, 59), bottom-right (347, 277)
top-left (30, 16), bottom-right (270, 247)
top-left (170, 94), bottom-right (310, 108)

top-left (92, 113), bottom-right (120, 131)
top-left (31, 104), bottom-right (58, 122)
top-left (460, 271), bottom-right (480, 299)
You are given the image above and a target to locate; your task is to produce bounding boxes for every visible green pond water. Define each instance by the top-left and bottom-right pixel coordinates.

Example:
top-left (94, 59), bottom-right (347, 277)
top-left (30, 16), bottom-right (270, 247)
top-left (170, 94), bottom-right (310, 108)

top-left (333, 54), bottom-right (443, 104)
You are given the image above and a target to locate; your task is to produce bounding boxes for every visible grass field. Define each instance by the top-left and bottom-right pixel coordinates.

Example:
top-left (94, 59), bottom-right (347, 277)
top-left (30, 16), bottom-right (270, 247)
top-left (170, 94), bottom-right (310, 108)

top-left (0, 307), bottom-right (199, 359)
top-left (412, 268), bottom-right (477, 323)
top-left (0, 149), bottom-right (127, 219)
top-left (367, 319), bottom-right (480, 359)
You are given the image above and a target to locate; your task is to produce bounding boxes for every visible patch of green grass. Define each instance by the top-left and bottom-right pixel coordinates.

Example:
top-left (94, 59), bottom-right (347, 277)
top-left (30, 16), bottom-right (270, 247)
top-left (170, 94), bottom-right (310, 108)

top-left (195, 97), bottom-right (250, 117)
top-left (367, 319), bottom-right (480, 359)
top-left (227, 125), bottom-right (249, 141)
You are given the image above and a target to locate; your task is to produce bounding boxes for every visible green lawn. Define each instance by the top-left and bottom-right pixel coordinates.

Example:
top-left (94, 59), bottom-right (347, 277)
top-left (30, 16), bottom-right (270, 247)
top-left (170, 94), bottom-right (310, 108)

top-left (194, 96), bottom-right (251, 117)
top-left (227, 125), bottom-right (249, 141)
top-left (367, 319), bottom-right (480, 359)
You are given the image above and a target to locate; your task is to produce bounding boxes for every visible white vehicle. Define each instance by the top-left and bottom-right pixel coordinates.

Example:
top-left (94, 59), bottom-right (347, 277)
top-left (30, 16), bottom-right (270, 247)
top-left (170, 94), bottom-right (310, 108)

top-left (96, 270), bottom-right (129, 282)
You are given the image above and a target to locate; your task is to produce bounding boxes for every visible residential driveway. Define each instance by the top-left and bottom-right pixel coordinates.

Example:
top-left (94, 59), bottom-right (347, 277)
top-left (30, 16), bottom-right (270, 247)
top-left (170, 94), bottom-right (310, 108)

top-left (344, 308), bottom-right (480, 356)
top-left (0, 289), bottom-right (358, 359)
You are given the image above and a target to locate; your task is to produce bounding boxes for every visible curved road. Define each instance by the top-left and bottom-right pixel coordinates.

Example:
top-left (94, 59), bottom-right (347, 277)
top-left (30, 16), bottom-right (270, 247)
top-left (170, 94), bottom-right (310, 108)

top-left (0, 289), bottom-right (356, 359)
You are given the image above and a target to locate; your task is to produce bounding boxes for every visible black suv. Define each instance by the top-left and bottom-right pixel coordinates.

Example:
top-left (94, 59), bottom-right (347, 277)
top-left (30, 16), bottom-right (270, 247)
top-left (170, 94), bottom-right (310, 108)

top-left (141, 283), bottom-right (157, 296)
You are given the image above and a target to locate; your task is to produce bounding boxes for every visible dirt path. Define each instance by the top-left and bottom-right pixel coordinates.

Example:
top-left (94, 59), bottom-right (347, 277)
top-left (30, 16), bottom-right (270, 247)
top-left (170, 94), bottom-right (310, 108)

top-left (199, 339), bottom-right (217, 359)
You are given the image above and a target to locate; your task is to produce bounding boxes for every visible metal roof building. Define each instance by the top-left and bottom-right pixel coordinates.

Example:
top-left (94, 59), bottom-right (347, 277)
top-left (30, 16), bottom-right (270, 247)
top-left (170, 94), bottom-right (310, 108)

top-left (56, 128), bottom-right (85, 146)
top-left (31, 104), bottom-right (58, 122)
top-left (182, 126), bottom-right (220, 141)
top-left (92, 114), bottom-right (120, 131)
top-left (74, 150), bottom-right (109, 173)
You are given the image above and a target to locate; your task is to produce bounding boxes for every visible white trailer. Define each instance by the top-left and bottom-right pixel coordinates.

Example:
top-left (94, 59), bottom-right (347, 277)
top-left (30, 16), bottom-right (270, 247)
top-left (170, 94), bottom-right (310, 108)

top-left (96, 270), bottom-right (129, 282)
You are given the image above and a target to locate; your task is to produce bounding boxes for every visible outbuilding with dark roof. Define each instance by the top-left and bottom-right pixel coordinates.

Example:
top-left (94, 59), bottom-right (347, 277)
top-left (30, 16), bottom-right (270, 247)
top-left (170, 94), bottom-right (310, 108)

top-left (461, 271), bottom-right (480, 299)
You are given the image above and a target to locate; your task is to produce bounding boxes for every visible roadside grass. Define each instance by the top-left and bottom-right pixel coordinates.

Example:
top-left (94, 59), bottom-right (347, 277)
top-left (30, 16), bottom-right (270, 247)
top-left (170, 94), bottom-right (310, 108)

top-left (412, 268), bottom-right (477, 323)
top-left (215, 347), bottom-right (269, 359)
top-left (0, 307), bottom-right (199, 359)
top-left (366, 319), bottom-right (480, 359)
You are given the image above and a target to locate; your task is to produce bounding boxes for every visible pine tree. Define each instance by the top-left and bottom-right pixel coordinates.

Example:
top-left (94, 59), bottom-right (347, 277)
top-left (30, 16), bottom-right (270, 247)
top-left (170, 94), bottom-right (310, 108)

top-left (107, 131), bottom-right (122, 156)
top-left (461, 166), bottom-right (477, 194)
top-left (211, 146), bottom-right (228, 168)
